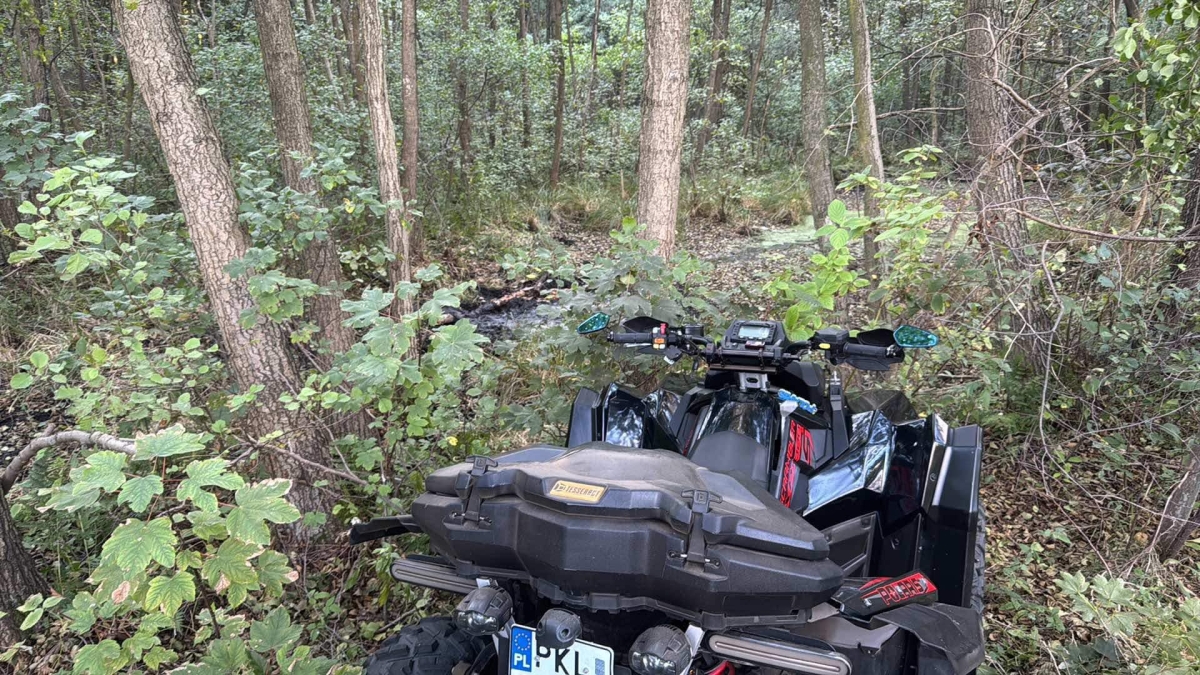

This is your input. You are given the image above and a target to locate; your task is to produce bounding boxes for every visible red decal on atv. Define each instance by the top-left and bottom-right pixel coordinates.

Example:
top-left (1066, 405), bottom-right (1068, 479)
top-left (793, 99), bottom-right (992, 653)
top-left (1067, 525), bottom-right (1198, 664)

top-left (858, 577), bottom-right (890, 591)
top-left (786, 421), bottom-right (815, 467)
top-left (779, 457), bottom-right (798, 508)
top-left (867, 573), bottom-right (936, 607)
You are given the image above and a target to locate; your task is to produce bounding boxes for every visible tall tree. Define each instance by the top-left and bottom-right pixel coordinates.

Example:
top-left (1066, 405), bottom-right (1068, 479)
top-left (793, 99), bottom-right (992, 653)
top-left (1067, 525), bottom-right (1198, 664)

top-left (518, 2), bottom-right (533, 151)
top-left (548, 0), bottom-right (566, 188)
top-left (340, 0), bottom-right (366, 103)
top-left (797, 0), bottom-right (834, 232)
top-left (848, 0), bottom-right (882, 277)
top-left (695, 0), bottom-right (733, 159)
top-left (577, 0), bottom-right (602, 169)
top-left (401, 0), bottom-right (422, 254)
top-left (635, 0), bottom-right (691, 258)
top-left (114, 0), bottom-right (335, 542)
top-left (17, 0), bottom-right (50, 122)
top-left (455, 0), bottom-right (474, 179)
top-left (964, 0), bottom-right (1025, 250)
top-left (252, 0), bottom-right (360, 366)
top-left (742, 0), bottom-right (773, 137)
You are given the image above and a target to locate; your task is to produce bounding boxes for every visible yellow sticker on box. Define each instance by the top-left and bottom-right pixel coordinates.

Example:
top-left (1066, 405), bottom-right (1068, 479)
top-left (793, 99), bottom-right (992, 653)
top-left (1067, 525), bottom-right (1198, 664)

top-left (547, 480), bottom-right (606, 503)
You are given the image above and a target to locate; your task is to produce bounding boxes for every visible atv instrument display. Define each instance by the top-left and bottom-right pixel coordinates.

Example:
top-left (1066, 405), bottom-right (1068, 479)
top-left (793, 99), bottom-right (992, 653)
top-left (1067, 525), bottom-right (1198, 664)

top-left (354, 315), bottom-right (985, 675)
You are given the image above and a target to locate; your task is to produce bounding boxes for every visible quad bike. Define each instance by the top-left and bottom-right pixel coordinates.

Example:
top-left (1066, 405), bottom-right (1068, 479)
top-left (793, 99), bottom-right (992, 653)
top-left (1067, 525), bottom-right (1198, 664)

top-left (351, 315), bottom-right (985, 675)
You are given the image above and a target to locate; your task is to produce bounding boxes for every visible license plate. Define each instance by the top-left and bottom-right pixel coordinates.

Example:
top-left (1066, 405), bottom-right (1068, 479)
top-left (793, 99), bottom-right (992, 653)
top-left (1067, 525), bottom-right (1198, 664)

top-left (509, 624), bottom-right (613, 675)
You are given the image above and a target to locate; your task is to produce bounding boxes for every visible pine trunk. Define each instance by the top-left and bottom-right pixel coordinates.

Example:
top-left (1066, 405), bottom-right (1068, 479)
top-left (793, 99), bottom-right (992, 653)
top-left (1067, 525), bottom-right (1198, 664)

top-left (965, 0), bottom-right (1026, 251)
top-left (114, 0), bottom-right (336, 545)
top-left (848, 0), bottom-right (882, 278)
top-left (742, 0), bottom-right (772, 137)
top-left (548, 0), bottom-right (566, 188)
top-left (635, 0), bottom-right (691, 259)
top-left (797, 0), bottom-right (834, 232)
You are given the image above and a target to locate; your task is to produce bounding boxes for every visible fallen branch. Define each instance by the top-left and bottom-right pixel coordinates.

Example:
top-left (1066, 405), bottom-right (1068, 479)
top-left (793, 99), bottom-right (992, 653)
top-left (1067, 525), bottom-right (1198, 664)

top-left (829, 106), bottom-right (963, 130)
top-left (1015, 209), bottom-right (1200, 243)
top-left (436, 278), bottom-right (550, 326)
top-left (2, 429), bottom-right (136, 494)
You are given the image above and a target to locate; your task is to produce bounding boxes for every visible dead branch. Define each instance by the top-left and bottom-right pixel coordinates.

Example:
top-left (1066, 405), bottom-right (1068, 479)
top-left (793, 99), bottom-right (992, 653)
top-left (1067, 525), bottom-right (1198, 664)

top-left (436, 278), bottom-right (550, 326)
top-left (1015, 209), bottom-right (1200, 243)
top-left (2, 429), bottom-right (136, 494)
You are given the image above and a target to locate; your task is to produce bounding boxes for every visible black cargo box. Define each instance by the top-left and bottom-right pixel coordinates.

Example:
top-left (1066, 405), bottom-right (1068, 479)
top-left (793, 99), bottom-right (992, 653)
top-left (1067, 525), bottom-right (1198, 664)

top-left (411, 443), bottom-right (844, 629)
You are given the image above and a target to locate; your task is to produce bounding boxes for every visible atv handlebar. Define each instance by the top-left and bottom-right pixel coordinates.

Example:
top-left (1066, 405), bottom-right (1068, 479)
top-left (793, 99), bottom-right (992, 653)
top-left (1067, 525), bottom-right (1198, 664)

top-left (842, 342), bottom-right (892, 358)
top-left (608, 332), bottom-right (657, 344)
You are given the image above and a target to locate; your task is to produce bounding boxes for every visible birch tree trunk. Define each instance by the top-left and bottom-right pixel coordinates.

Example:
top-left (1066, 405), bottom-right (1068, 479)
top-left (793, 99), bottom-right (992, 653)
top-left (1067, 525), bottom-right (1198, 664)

top-left (742, 0), bottom-right (773, 137)
top-left (848, 0), bottom-right (882, 277)
top-left (797, 0), bottom-right (834, 232)
top-left (252, 0), bottom-right (359, 365)
top-left (635, 0), bottom-right (691, 259)
top-left (360, 0), bottom-right (416, 317)
top-left (114, 0), bottom-right (335, 544)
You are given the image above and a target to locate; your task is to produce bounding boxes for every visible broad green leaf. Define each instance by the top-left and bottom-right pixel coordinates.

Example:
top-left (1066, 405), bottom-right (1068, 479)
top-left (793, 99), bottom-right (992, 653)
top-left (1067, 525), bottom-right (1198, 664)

top-left (429, 320), bottom-right (489, 371)
top-left (828, 228), bottom-right (851, 250)
top-left (177, 458), bottom-right (244, 513)
top-left (18, 607), bottom-right (42, 630)
top-left (117, 475), bottom-right (163, 513)
top-left (257, 550), bottom-right (298, 597)
top-left (73, 639), bottom-right (126, 675)
top-left (101, 517), bottom-right (177, 573)
top-left (73, 451), bottom-right (128, 494)
top-left (226, 479), bottom-right (300, 545)
top-left (200, 538), bottom-right (262, 607)
top-left (79, 228), bottom-right (104, 244)
top-left (143, 645), bottom-right (178, 671)
top-left (29, 351), bottom-right (49, 369)
top-left (62, 252), bottom-right (90, 280)
top-left (134, 425), bottom-right (205, 460)
top-left (9, 372), bottom-right (32, 390)
top-left (827, 199), bottom-right (848, 224)
top-left (16, 594), bottom-right (43, 612)
top-left (143, 571), bottom-right (196, 615)
top-left (203, 639), bottom-right (249, 671)
top-left (341, 288), bottom-right (394, 328)
top-left (249, 607), bottom-right (302, 654)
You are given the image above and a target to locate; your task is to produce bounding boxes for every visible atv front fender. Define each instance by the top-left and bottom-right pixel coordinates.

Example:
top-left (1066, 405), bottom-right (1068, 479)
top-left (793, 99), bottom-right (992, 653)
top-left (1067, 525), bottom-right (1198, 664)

top-left (872, 603), bottom-right (984, 675)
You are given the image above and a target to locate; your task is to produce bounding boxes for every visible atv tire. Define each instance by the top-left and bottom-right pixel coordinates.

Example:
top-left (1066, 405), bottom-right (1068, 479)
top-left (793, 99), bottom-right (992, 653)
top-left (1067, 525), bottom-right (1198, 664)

top-left (970, 506), bottom-right (987, 614)
top-left (365, 616), bottom-right (489, 675)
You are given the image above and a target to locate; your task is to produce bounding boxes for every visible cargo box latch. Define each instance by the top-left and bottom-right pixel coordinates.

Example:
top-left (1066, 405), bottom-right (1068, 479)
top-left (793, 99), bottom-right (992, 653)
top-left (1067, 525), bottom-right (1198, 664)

top-left (675, 489), bottom-right (722, 566)
top-left (454, 456), bottom-right (499, 525)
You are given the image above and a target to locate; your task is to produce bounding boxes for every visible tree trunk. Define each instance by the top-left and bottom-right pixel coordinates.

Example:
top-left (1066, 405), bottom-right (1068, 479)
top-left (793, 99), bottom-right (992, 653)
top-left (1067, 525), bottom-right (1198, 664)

top-left (929, 55), bottom-right (945, 148)
top-left (114, 0), bottom-right (335, 544)
top-left (400, 0), bottom-right (422, 257)
top-left (577, 0), bottom-right (602, 170)
top-left (361, 0), bottom-right (416, 318)
top-left (518, 2), bottom-right (532, 151)
top-left (1155, 441), bottom-right (1200, 561)
top-left (456, 0), bottom-right (474, 181)
top-left (1171, 150), bottom-right (1200, 288)
top-left (848, 0), bottom-right (882, 278)
top-left (0, 494), bottom-right (49, 646)
top-left (252, 0), bottom-right (359, 367)
top-left (695, 0), bottom-right (732, 160)
top-left (548, 0), bottom-right (566, 188)
top-left (340, 0), bottom-right (365, 103)
top-left (742, 0), bottom-right (772, 137)
top-left (17, 0), bottom-right (50, 122)
top-left (964, 0), bottom-right (1026, 251)
top-left (635, 0), bottom-right (691, 259)
top-left (797, 0), bottom-right (834, 232)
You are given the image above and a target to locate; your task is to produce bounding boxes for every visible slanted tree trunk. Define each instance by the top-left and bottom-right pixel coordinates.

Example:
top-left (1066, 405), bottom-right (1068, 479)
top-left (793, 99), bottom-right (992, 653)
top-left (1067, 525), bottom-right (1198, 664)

top-left (548, 0), bottom-right (566, 188)
top-left (848, 0), bottom-right (882, 278)
top-left (635, 0), bottom-right (691, 259)
top-left (964, 0), bottom-right (1026, 251)
top-left (1155, 441), bottom-right (1200, 561)
top-left (0, 494), bottom-right (49, 646)
top-left (797, 0), bottom-right (834, 232)
top-left (114, 0), bottom-right (335, 544)
top-left (455, 0), bottom-right (473, 181)
top-left (400, 0), bottom-right (421, 256)
top-left (252, 0), bottom-right (359, 365)
top-left (742, 0), bottom-right (773, 137)
top-left (695, 0), bottom-right (732, 160)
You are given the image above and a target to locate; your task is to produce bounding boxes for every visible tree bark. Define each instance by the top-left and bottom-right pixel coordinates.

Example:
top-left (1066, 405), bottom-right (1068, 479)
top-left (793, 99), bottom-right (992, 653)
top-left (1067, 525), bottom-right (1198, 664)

top-left (400, 0), bottom-right (422, 256)
top-left (518, 2), bottom-right (532, 151)
top-left (252, 0), bottom-right (359, 366)
top-left (695, 0), bottom-right (732, 160)
top-left (340, 0), bottom-right (365, 103)
top-left (576, 0), bottom-right (602, 170)
top-left (456, 0), bottom-right (474, 180)
top-left (964, 0), bottom-right (1026, 251)
top-left (1171, 150), bottom-right (1200, 288)
top-left (1155, 441), bottom-right (1200, 561)
top-left (929, 54), bottom-right (945, 148)
top-left (17, 0), bottom-right (50, 122)
top-left (635, 0), bottom-right (691, 259)
top-left (361, 0), bottom-right (416, 317)
top-left (797, 0), bottom-right (834, 232)
top-left (848, 0), bottom-right (882, 278)
top-left (742, 0), bottom-right (772, 137)
top-left (114, 0), bottom-right (335, 544)
top-left (548, 0), bottom-right (566, 188)
top-left (0, 493), bottom-right (49, 646)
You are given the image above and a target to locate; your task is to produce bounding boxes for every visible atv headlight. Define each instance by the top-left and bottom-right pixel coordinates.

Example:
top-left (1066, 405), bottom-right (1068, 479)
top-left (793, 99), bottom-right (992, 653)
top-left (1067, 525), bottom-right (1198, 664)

top-left (453, 586), bottom-right (513, 636)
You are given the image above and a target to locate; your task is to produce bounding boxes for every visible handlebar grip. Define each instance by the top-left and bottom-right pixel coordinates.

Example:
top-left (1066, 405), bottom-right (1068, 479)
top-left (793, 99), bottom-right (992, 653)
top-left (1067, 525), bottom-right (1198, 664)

top-left (609, 332), bottom-right (655, 344)
top-left (843, 343), bottom-right (893, 357)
